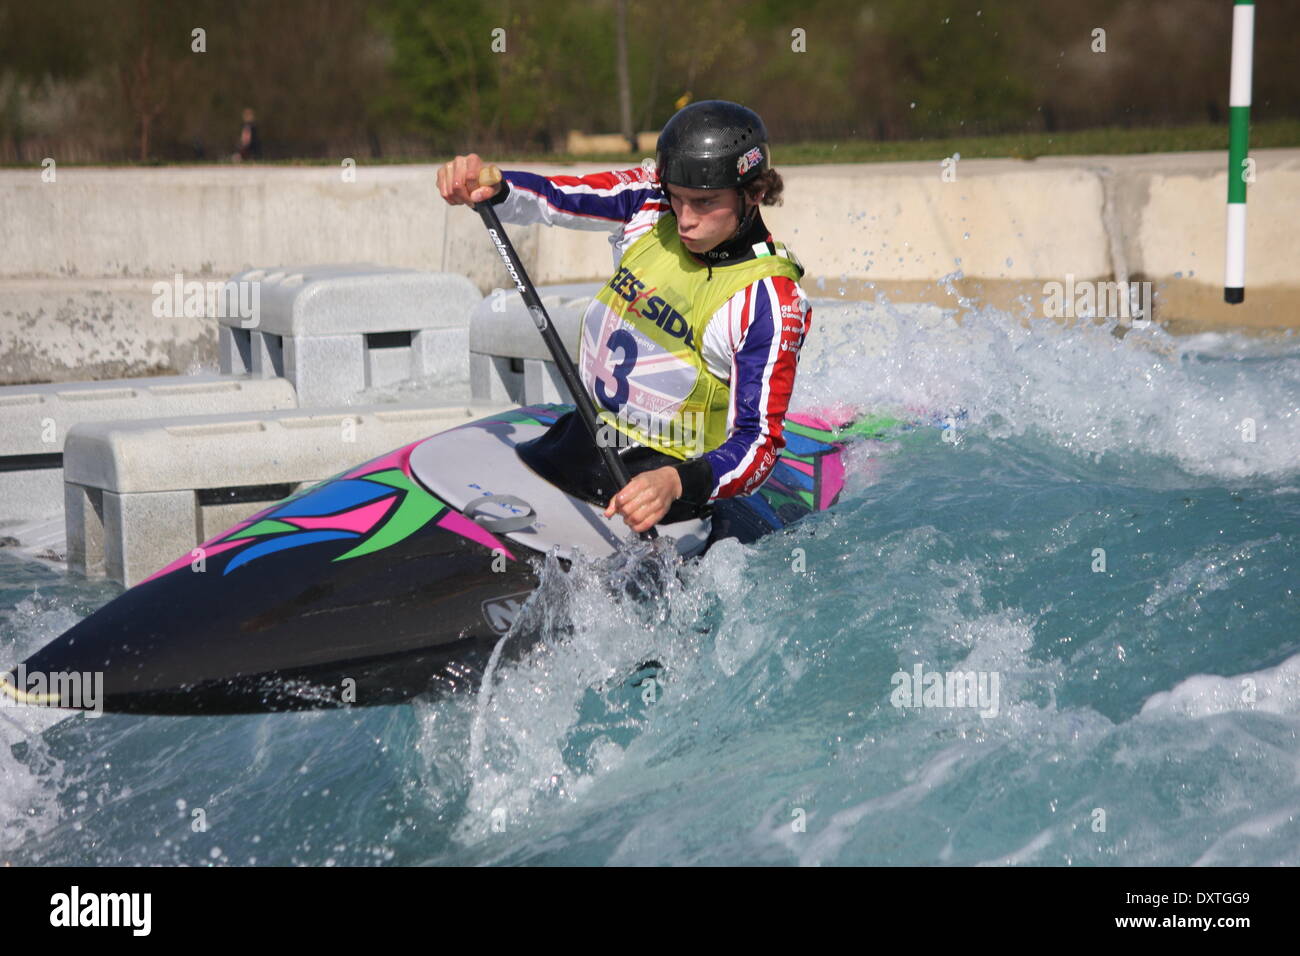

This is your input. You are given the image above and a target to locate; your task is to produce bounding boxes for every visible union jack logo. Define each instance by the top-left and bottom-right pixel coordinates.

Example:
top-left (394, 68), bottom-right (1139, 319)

top-left (737, 146), bottom-right (763, 175)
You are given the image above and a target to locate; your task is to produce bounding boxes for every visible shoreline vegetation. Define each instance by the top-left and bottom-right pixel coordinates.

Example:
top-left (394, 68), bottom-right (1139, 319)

top-left (7, 120), bottom-right (1298, 169)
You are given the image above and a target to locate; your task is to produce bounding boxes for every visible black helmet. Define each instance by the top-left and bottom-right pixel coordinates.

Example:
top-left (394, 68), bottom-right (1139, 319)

top-left (655, 100), bottom-right (770, 191)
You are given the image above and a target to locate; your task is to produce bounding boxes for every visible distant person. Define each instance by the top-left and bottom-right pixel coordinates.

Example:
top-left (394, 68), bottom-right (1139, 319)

top-left (235, 108), bottom-right (261, 162)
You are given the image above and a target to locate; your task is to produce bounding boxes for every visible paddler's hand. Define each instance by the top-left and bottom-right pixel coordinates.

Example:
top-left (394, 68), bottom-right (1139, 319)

top-left (437, 153), bottom-right (502, 205)
top-left (605, 467), bottom-right (682, 534)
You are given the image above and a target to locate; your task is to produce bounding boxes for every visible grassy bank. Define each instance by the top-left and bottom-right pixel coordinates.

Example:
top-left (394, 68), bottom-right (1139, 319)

top-left (10, 120), bottom-right (1300, 168)
top-left (550, 120), bottom-right (1300, 166)
top-left (776, 119), bottom-right (1300, 164)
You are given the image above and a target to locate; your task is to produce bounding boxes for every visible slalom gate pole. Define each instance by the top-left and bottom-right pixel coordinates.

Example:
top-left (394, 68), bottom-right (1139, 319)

top-left (1224, 0), bottom-right (1254, 304)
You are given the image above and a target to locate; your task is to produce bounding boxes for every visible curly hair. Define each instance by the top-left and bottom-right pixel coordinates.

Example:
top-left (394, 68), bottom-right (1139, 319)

top-left (742, 168), bottom-right (784, 206)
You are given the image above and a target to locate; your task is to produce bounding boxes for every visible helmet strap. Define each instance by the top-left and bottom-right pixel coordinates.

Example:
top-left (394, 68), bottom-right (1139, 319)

top-left (694, 193), bottom-right (766, 265)
top-left (732, 189), bottom-right (758, 242)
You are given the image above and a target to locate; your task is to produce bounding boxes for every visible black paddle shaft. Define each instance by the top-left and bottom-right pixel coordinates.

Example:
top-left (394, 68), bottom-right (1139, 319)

top-left (473, 197), bottom-right (658, 541)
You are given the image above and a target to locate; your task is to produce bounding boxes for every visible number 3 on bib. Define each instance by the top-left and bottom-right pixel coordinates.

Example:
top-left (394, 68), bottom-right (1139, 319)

top-left (594, 328), bottom-right (637, 412)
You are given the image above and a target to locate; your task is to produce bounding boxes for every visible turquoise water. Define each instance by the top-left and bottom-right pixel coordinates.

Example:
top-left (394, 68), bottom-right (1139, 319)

top-left (2, 304), bottom-right (1297, 865)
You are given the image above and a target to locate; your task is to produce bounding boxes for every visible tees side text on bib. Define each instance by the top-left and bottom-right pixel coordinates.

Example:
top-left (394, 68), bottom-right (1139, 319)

top-left (578, 215), bottom-right (804, 460)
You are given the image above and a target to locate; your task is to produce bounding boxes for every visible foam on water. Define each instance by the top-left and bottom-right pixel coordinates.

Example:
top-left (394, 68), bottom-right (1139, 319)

top-left (0, 589), bottom-right (86, 853)
top-left (800, 295), bottom-right (1300, 482)
top-left (1140, 652), bottom-right (1300, 719)
top-left (386, 298), bottom-right (1300, 864)
top-left (0, 295), bottom-right (1296, 865)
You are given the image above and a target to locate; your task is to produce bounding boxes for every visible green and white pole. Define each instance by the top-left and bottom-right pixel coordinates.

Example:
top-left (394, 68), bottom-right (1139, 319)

top-left (1224, 0), bottom-right (1254, 304)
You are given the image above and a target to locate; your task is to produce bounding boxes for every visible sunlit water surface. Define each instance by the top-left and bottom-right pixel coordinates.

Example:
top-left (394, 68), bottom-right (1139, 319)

top-left (2, 299), bottom-right (1297, 866)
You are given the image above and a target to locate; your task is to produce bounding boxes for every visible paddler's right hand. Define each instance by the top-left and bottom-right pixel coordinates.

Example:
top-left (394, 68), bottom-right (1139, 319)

top-left (437, 153), bottom-right (502, 205)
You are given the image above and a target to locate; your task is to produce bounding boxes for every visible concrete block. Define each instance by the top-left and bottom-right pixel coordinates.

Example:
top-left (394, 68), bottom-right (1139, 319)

top-left (0, 374), bottom-right (298, 525)
top-left (0, 374), bottom-right (298, 458)
top-left (365, 334), bottom-right (410, 390)
top-left (218, 325), bottom-right (250, 376)
top-left (522, 358), bottom-right (573, 405)
top-left (469, 353), bottom-right (519, 405)
top-left (64, 483), bottom-right (105, 576)
top-left (63, 400), bottom-right (512, 586)
top-left (216, 264), bottom-right (482, 405)
top-left (470, 282), bottom-right (598, 403)
top-left (284, 334), bottom-right (367, 407)
top-left (413, 327), bottom-right (470, 382)
top-left (219, 324), bottom-right (285, 378)
top-left (103, 489), bottom-right (197, 587)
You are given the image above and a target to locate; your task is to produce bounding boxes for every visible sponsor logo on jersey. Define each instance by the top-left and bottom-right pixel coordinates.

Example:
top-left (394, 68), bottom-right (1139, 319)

top-left (606, 266), bottom-right (697, 350)
top-left (739, 448), bottom-right (778, 494)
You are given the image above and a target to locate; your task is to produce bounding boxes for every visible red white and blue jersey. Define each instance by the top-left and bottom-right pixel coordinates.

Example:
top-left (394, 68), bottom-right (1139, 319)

top-left (494, 166), bottom-right (813, 502)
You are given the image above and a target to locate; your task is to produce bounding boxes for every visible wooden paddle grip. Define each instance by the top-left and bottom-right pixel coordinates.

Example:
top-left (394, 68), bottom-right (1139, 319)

top-left (474, 165), bottom-right (503, 191)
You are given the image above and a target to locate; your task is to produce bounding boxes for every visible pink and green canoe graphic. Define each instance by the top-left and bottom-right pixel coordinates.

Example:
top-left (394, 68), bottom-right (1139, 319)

top-left (14, 402), bottom-right (930, 715)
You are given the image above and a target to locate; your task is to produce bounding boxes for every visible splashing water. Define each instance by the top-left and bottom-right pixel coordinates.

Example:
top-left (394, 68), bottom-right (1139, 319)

top-left (1, 298), bottom-right (1297, 865)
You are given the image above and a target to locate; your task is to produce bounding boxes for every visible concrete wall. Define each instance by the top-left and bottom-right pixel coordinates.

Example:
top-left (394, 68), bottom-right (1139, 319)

top-left (0, 278), bottom-right (216, 384)
top-left (3, 149), bottom-right (1296, 383)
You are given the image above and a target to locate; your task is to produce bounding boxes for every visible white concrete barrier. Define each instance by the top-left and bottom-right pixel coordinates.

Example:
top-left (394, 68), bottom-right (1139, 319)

top-left (0, 374), bottom-right (297, 528)
top-left (62, 401), bottom-right (512, 586)
top-left (217, 263), bottom-right (482, 406)
top-left (6, 152), bottom-right (1299, 384)
top-left (469, 282), bottom-right (599, 405)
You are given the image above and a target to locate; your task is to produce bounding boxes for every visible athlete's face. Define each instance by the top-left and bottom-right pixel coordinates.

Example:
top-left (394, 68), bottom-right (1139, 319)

top-left (666, 183), bottom-right (759, 253)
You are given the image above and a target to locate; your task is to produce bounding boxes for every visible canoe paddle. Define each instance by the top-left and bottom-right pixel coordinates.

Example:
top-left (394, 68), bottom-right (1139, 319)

top-left (469, 164), bottom-right (657, 541)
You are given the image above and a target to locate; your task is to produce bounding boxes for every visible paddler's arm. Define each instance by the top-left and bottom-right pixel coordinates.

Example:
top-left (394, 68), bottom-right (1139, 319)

top-left (437, 153), bottom-right (661, 230)
top-left (700, 276), bottom-right (813, 501)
